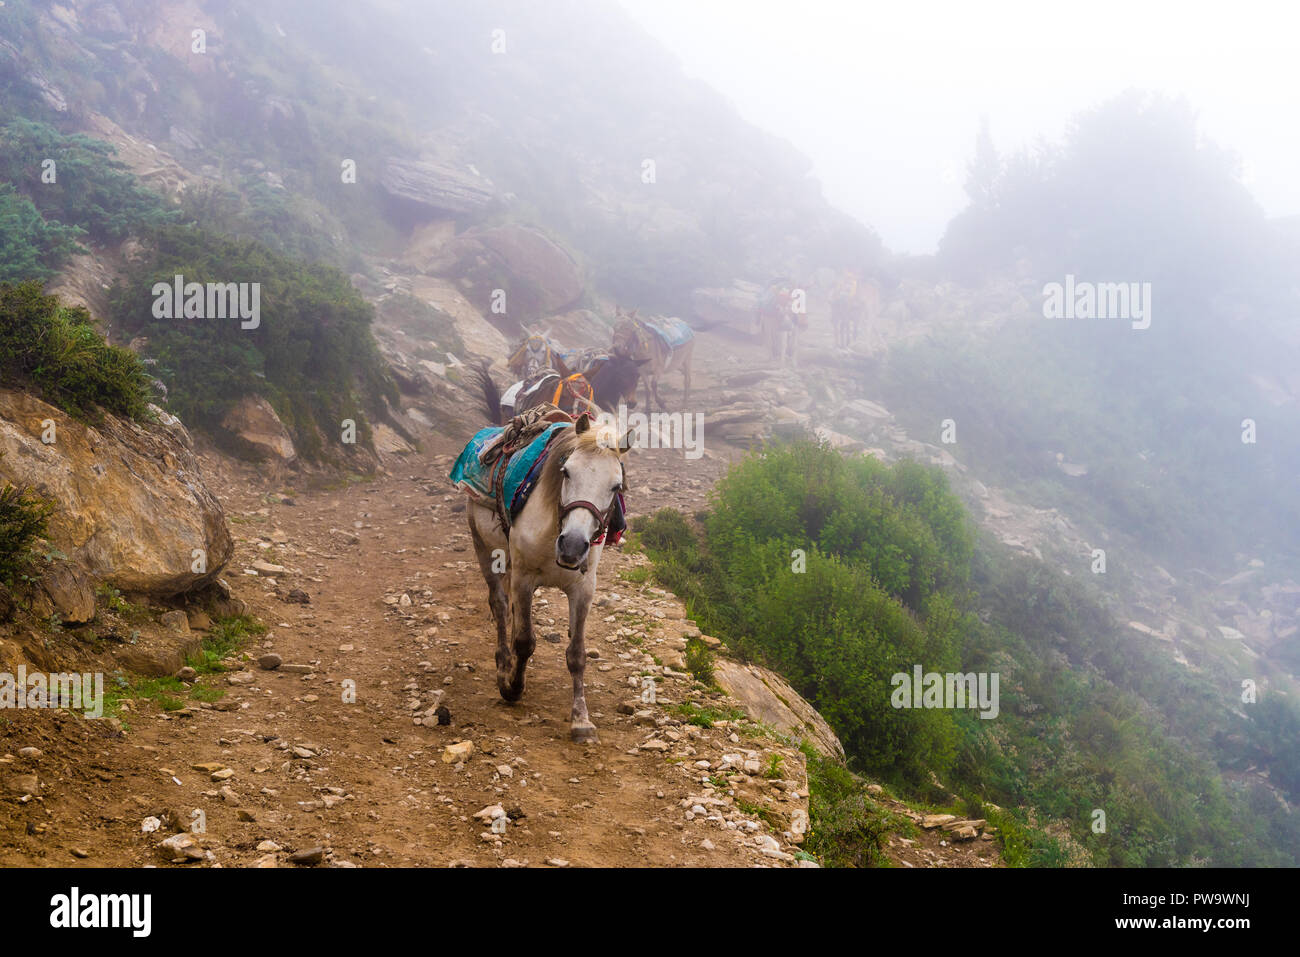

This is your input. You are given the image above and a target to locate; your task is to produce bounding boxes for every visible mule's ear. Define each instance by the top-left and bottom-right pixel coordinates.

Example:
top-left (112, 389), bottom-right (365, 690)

top-left (628, 308), bottom-right (638, 319)
top-left (574, 413), bottom-right (592, 434)
top-left (636, 357), bottom-right (651, 367)
top-left (618, 427), bottom-right (636, 454)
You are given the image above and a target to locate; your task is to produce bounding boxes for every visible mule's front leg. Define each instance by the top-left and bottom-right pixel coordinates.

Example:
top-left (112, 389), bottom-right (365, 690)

top-left (565, 585), bottom-right (598, 743)
top-left (499, 574), bottom-right (536, 702)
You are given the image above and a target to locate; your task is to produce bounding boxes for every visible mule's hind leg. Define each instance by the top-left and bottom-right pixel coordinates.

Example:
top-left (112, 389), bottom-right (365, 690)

top-left (564, 583), bottom-right (598, 743)
top-left (500, 572), bottom-right (536, 701)
top-left (469, 517), bottom-right (510, 685)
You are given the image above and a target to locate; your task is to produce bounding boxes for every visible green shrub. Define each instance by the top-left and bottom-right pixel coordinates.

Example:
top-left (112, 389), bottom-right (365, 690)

top-left (0, 475), bottom-right (54, 587)
top-left (0, 183), bottom-right (84, 282)
top-left (637, 441), bottom-right (973, 787)
top-left (0, 118), bottom-right (177, 244)
top-left (0, 281), bottom-right (152, 420)
top-left (683, 637), bottom-right (715, 686)
top-left (803, 744), bottom-right (914, 867)
top-left (108, 225), bottom-right (398, 460)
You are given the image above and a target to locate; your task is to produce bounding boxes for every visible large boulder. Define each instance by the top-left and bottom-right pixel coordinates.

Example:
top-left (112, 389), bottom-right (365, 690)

top-left (0, 389), bottom-right (233, 596)
top-left (220, 395), bottom-right (296, 463)
top-left (431, 224), bottom-right (585, 323)
top-left (380, 158), bottom-right (497, 216)
top-left (713, 658), bottom-right (846, 761)
top-left (691, 280), bottom-right (764, 330)
top-left (38, 561), bottom-right (97, 624)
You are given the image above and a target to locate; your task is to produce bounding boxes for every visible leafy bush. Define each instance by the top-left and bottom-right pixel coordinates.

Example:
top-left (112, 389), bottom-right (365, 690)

top-left (108, 225), bottom-right (398, 460)
top-left (802, 744), bottom-right (914, 868)
top-left (638, 440), bottom-right (976, 786)
top-left (0, 118), bottom-right (177, 244)
top-left (0, 474), bottom-right (54, 588)
top-left (0, 183), bottom-right (84, 282)
top-left (639, 439), bottom-right (1300, 867)
top-left (0, 281), bottom-right (151, 420)
top-left (683, 638), bottom-right (715, 686)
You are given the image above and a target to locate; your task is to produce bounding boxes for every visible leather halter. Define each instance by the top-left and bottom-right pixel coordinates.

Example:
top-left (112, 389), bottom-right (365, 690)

top-left (557, 456), bottom-right (625, 546)
top-left (559, 498), bottom-right (615, 545)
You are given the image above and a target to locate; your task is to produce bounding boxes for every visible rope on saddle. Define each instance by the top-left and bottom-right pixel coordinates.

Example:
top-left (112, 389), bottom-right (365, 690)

top-left (484, 405), bottom-right (572, 535)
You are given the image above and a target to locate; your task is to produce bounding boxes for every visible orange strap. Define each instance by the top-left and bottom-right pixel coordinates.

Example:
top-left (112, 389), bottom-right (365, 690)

top-left (552, 374), bottom-right (595, 413)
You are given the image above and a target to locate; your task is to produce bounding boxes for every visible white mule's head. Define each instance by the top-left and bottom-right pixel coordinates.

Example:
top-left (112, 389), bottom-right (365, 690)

top-left (551, 415), bottom-right (632, 571)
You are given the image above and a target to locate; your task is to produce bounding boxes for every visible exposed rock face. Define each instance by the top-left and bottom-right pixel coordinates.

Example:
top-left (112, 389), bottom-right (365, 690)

top-left (0, 37), bottom-right (68, 112)
top-left (380, 158), bottom-right (497, 216)
top-left (713, 658), bottom-right (846, 761)
top-left (475, 225), bottom-right (584, 316)
top-left (691, 280), bottom-right (764, 329)
top-left (371, 423), bottom-right (413, 457)
top-left (38, 561), bottom-right (97, 624)
top-left (544, 309), bottom-right (610, 350)
top-left (0, 389), bottom-right (233, 596)
top-left (220, 395), bottom-right (296, 463)
top-left (429, 225), bottom-right (585, 323)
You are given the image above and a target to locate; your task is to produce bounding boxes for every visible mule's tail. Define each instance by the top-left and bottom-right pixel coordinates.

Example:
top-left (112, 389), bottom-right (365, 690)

top-left (467, 360), bottom-right (503, 426)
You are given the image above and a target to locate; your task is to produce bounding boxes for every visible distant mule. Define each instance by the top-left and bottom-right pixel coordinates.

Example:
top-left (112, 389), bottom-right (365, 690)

top-left (470, 354), bottom-right (646, 423)
top-left (830, 272), bottom-right (880, 349)
top-left (508, 330), bottom-right (573, 379)
top-left (453, 411), bottom-right (633, 743)
top-left (755, 279), bottom-right (805, 368)
top-left (611, 308), bottom-right (695, 412)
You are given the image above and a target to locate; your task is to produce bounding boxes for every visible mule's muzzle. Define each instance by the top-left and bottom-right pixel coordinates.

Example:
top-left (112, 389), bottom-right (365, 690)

top-left (556, 531), bottom-right (590, 571)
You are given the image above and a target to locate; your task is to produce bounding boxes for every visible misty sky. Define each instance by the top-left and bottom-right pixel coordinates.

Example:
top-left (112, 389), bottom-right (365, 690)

top-left (619, 0), bottom-right (1300, 254)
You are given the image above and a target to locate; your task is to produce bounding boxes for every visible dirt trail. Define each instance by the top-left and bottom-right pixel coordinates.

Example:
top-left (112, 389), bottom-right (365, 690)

top-left (0, 333), bottom-right (828, 867)
top-left (0, 325), bottom-right (1004, 868)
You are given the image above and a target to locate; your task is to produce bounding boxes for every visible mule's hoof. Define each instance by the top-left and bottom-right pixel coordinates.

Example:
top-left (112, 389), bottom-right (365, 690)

top-left (569, 724), bottom-right (599, 745)
top-left (498, 680), bottom-right (525, 703)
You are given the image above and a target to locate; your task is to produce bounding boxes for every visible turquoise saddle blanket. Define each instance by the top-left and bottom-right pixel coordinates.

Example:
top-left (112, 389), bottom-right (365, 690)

top-left (449, 422), bottom-right (571, 525)
top-left (643, 315), bottom-right (694, 350)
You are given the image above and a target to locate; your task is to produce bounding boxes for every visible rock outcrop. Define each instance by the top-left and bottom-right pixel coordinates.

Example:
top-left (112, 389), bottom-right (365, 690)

top-left (713, 658), bottom-right (846, 761)
top-left (691, 280), bottom-right (764, 330)
top-left (380, 158), bottom-right (497, 216)
top-left (220, 395), bottom-right (296, 463)
top-left (429, 224), bottom-right (585, 324)
top-left (37, 561), bottom-right (97, 624)
top-left (0, 389), bottom-right (233, 596)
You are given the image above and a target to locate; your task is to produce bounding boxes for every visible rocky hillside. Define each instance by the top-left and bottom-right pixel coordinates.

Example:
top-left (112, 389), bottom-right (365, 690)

top-left (1, 0), bottom-right (1295, 868)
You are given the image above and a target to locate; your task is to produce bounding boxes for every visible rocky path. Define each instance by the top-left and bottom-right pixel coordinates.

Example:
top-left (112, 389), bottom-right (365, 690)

top-left (0, 412), bottom-right (825, 867)
top-left (1, 324), bottom-right (1010, 868)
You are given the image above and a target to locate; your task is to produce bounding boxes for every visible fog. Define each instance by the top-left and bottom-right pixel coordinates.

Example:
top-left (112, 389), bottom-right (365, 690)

top-left (621, 0), bottom-right (1300, 252)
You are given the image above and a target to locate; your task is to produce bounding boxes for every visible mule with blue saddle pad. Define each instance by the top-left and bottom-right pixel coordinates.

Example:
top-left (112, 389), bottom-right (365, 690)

top-left (611, 307), bottom-right (697, 412)
top-left (451, 405), bottom-right (635, 744)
